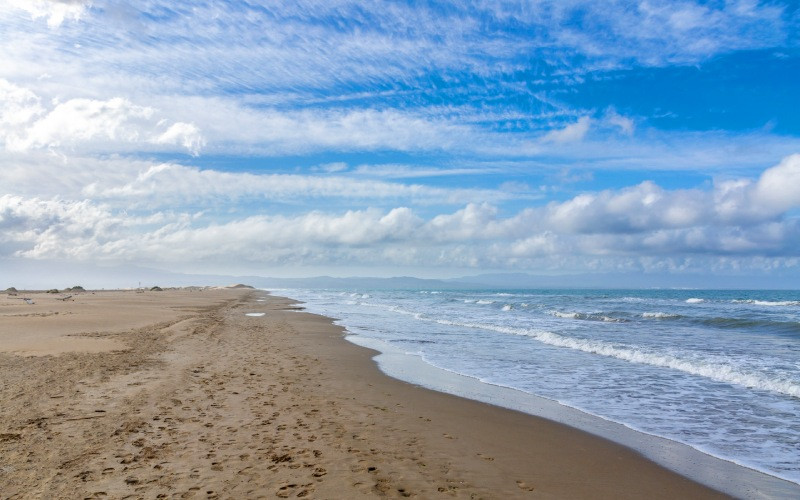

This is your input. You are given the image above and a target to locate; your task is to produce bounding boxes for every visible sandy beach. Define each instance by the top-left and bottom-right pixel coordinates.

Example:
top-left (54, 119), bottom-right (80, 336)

top-left (0, 288), bottom-right (727, 499)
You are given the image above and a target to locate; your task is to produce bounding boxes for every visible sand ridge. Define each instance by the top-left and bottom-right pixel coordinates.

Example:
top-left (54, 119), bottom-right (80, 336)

top-left (0, 289), bottom-right (727, 498)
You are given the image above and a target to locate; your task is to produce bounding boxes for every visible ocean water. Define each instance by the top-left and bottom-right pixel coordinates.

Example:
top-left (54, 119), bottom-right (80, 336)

top-left (279, 288), bottom-right (800, 486)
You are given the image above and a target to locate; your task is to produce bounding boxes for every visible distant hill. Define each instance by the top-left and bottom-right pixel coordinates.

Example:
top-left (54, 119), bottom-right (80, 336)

top-left (246, 275), bottom-right (462, 290)
top-left (2, 258), bottom-right (797, 291)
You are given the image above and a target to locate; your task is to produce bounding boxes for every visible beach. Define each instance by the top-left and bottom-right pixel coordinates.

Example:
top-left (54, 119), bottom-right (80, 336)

top-left (0, 288), bottom-right (727, 498)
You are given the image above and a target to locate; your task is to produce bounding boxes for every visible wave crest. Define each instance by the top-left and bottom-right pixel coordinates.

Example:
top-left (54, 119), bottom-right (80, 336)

top-left (435, 318), bottom-right (800, 399)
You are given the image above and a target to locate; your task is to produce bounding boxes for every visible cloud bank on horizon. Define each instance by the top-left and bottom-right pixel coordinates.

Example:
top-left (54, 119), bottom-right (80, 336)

top-left (1, 0), bottom-right (799, 281)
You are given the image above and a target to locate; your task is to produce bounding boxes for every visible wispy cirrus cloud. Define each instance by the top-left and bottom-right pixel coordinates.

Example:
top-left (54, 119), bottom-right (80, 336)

top-left (0, 1), bottom-right (795, 165)
top-left (81, 162), bottom-right (516, 208)
top-left (2, 1), bottom-right (791, 95)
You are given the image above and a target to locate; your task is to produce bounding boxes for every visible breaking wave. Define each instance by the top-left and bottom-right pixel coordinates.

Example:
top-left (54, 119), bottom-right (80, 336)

top-left (434, 318), bottom-right (800, 399)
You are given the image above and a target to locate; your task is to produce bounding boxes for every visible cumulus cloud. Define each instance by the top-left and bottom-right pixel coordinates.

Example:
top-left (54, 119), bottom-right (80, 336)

top-left (0, 194), bottom-right (124, 259)
top-left (535, 156), bottom-right (800, 238)
top-left (751, 154), bottom-right (800, 215)
top-left (542, 182), bottom-right (710, 233)
top-left (3, 155), bottom-right (800, 272)
top-left (153, 122), bottom-right (205, 156)
top-left (5, 97), bottom-right (155, 151)
top-left (713, 154), bottom-right (800, 222)
top-left (0, 82), bottom-right (204, 155)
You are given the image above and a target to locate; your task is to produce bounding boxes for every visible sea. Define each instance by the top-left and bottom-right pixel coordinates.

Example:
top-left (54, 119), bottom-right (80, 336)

top-left (276, 287), bottom-right (800, 495)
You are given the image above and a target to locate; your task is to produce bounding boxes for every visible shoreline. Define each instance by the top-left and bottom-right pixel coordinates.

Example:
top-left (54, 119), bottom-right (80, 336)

top-left (343, 334), bottom-right (800, 499)
top-left (261, 292), bottom-right (737, 498)
top-left (283, 290), bottom-right (800, 498)
top-left (0, 288), bottom-right (752, 497)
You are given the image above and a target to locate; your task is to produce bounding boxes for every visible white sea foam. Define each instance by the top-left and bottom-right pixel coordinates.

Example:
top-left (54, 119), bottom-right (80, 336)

top-left (551, 310), bottom-right (578, 319)
top-left (476, 299), bottom-right (495, 305)
top-left (642, 312), bottom-right (681, 319)
top-left (502, 304), bottom-right (513, 311)
top-left (622, 297), bottom-right (646, 303)
top-left (733, 300), bottom-right (800, 307)
top-left (434, 318), bottom-right (800, 399)
top-left (550, 310), bottom-right (625, 322)
top-left (686, 298), bottom-right (705, 304)
top-left (245, 312), bottom-right (265, 317)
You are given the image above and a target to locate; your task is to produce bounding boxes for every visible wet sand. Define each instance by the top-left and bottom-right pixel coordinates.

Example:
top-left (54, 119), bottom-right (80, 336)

top-left (0, 288), bottom-right (727, 498)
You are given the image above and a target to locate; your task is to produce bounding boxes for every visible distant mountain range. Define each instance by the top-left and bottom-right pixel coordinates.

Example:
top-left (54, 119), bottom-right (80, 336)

top-left (2, 258), bottom-right (797, 290)
top-left (245, 272), bottom-right (797, 290)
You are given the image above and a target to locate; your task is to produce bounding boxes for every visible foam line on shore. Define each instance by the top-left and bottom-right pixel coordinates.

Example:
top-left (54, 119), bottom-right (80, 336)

top-left (345, 334), bottom-right (800, 499)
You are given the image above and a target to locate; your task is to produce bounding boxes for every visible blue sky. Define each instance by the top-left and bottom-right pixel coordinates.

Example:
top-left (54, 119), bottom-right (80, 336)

top-left (1, 0), bottom-right (799, 284)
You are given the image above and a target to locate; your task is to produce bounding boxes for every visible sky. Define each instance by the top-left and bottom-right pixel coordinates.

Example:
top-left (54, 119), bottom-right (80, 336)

top-left (1, 0), bottom-right (800, 286)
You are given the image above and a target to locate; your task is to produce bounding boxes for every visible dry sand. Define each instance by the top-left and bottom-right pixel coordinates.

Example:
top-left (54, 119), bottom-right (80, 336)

top-left (0, 288), bottom-right (728, 499)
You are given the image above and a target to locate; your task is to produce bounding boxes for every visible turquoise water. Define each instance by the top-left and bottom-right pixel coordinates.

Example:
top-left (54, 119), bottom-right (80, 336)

top-left (282, 288), bottom-right (800, 485)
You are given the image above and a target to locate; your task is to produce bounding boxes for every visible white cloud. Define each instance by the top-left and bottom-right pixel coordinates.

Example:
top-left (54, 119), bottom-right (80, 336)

top-left (154, 122), bottom-right (205, 156)
top-left (0, 82), bottom-right (204, 155)
top-left (0, 79), bottom-right (43, 129)
top-left (4, 155), bottom-right (800, 269)
top-left (3, 0), bottom-right (91, 27)
top-left (0, 1), bottom-right (797, 278)
top-left (603, 109), bottom-right (635, 136)
top-left (0, 194), bottom-right (124, 259)
top-left (0, 190), bottom-right (796, 274)
top-left (542, 181), bottom-right (712, 233)
top-left (176, 100), bottom-right (474, 155)
top-left (314, 162), bottom-right (349, 173)
top-left (542, 116), bottom-right (591, 143)
top-left (0, 2), bottom-right (796, 167)
top-left (713, 154), bottom-right (800, 222)
top-left (427, 203), bottom-right (505, 241)
top-left (6, 97), bottom-right (154, 151)
top-left (76, 161), bottom-right (517, 208)
top-left (353, 163), bottom-right (500, 179)
top-left (0, 152), bottom-right (517, 208)
top-left (751, 154), bottom-right (800, 215)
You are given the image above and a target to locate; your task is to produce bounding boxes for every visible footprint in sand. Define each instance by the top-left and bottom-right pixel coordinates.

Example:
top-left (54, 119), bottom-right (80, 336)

top-left (516, 480), bottom-right (535, 491)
